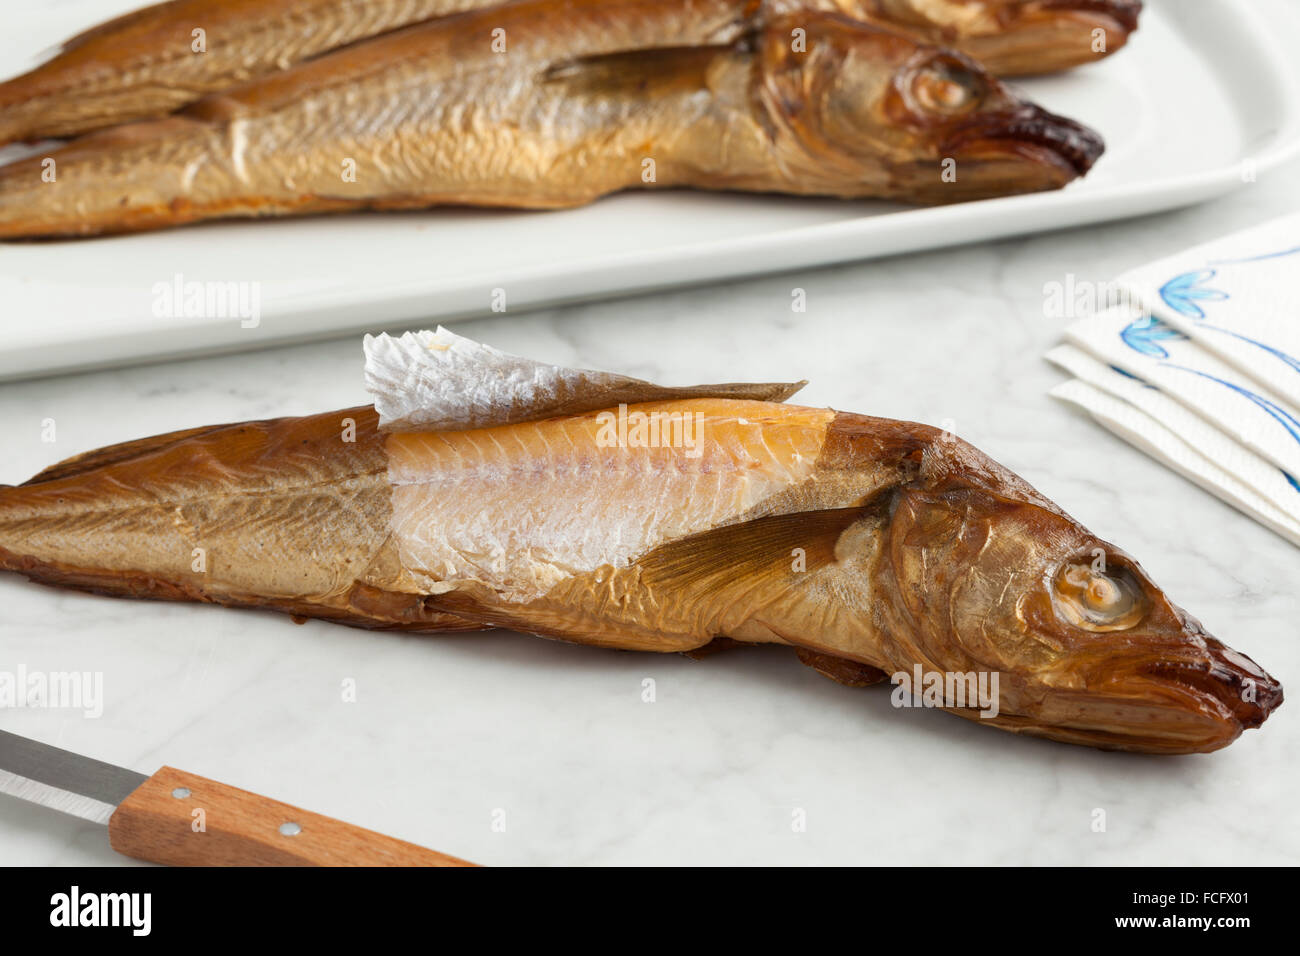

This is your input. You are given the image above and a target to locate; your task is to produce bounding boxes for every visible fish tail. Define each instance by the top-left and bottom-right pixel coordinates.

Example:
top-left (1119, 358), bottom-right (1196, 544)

top-left (0, 78), bottom-right (45, 146)
top-left (0, 430), bottom-right (198, 601)
top-left (0, 158), bottom-right (50, 239)
top-left (0, 410), bottom-right (487, 633)
top-left (0, 117), bottom-right (211, 238)
top-left (0, 32), bottom-right (199, 146)
top-left (0, 414), bottom-right (340, 604)
top-left (0, 489), bottom-right (127, 610)
top-left (0, 62), bottom-right (104, 146)
top-left (0, 112), bottom-right (355, 239)
top-left (0, 478), bottom-right (483, 633)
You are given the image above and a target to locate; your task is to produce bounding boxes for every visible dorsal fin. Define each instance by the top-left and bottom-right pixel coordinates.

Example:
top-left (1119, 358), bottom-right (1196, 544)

top-left (364, 327), bottom-right (806, 432)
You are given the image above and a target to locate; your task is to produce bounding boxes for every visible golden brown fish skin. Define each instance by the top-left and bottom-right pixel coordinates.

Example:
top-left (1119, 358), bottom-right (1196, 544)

top-left (0, 400), bottom-right (1280, 754)
top-left (0, 405), bottom-right (473, 631)
top-left (454, 409), bottom-right (1281, 754)
top-left (0, 0), bottom-right (497, 145)
top-left (807, 413), bottom-right (1280, 754)
top-left (0, 3), bottom-right (1103, 239)
top-left (832, 0), bottom-right (1142, 75)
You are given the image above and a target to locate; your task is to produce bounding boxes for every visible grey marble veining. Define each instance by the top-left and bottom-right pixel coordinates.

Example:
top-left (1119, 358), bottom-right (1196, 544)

top-left (1, 164), bottom-right (1297, 867)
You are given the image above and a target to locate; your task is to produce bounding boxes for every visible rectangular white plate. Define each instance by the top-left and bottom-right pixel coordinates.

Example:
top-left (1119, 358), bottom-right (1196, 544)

top-left (1, 0), bottom-right (1298, 380)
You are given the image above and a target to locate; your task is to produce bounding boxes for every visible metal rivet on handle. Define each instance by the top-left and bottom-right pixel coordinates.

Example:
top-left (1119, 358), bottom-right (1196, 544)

top-left (279, 822), bottom-right (302, 836)
top-left (172, 787), bottom-right (191, 799)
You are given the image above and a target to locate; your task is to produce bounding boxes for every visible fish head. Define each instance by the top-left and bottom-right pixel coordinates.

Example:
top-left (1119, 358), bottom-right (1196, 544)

top-left (936, 0), bottom-right (1143, 74)
top-left (876, 432), bottom-right (1282, 753)
top-left (758, 13), bottom-right (1104, 202)
top-left (829, 1), bottom-right (1141, 74)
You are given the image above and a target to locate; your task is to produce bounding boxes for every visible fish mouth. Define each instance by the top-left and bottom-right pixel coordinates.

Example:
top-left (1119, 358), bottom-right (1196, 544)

top-left (964, 705), bottom-right (1245, 754)
top-left (1136, 637), bottom-right (1284, 732)
top-left (1043, 636), bottom-right (1283, 753)
top-left (945, 627), bottom-right (1283, 754)
top-left (947, 104), bottom-right (1105, 179)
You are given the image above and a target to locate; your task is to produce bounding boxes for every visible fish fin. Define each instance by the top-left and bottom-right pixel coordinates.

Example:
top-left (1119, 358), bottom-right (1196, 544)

top-left (681, 636), bottom-right (745, 660)
top-left (390, 507), bottom-right (877, 653)
top-left (342, 582), bottom-right (489, 633)
top-left (540, 44), bottom-right (734, 97)
top-left (405, 581), bottom-right (706, 653)
top-left (461, 506), bottom-right (881, 652)
top-left (0, 544), bottom-right (483, 633)
top-left (637, 505), bottom-right (876, 596)
top-left (795, 647), bottom-right (889, 687)
top-left (22, 423), bottom-right (230, 485)
top-left (364, 327), bottom-right (805, 432)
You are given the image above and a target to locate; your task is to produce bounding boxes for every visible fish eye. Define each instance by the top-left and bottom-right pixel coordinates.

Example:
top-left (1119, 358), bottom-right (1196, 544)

top-left (911, 57), bottom-right (986, 114)
top-left (1051, 561), bottom-right (1149, 632)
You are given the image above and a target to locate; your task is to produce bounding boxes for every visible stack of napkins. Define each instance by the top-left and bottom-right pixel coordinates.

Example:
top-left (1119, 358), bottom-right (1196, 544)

top-left (1047, 214), bottom-right (1300, 547)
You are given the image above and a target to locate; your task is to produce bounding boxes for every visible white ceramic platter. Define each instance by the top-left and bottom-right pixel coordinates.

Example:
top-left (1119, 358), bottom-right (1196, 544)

top-left (0, 0), bottom-right (1298, 380)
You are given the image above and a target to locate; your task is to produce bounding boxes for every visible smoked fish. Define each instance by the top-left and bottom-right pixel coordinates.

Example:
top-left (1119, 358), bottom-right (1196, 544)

top-left (0, 0), bottom-right (1142, 145)
top-left (0, 329), bottom-right (1281, 755)
top-left (850, 0), bottom-right (1143, 75)
top-left (0, 0), bottom-right (1105, 239)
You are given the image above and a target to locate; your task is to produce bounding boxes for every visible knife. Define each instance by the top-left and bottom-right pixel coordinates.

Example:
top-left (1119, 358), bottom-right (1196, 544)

top-left (0, 729), bottom-right (475, 866)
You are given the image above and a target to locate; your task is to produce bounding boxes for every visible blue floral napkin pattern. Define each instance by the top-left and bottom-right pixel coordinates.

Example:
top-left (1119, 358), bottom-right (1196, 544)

top-left (1048, 214), bottom-right (1300, 547)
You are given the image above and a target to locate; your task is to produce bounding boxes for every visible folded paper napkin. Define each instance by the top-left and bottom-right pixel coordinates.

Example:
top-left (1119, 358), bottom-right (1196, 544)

top-left (1047, 213), bottom-right (1300, 547)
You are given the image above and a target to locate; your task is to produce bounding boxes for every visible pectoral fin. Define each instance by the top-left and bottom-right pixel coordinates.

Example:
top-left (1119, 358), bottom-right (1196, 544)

top-left (540, 44), bottom-right (732, 97)
top-left (636, 506), bottom-right (873, 596)
top-left (404, 506), bottom-right (875, 654)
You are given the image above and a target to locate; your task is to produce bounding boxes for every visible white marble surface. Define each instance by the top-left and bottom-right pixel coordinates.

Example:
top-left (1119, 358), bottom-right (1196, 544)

top-left (2, 164), bottom-right (1298, 866)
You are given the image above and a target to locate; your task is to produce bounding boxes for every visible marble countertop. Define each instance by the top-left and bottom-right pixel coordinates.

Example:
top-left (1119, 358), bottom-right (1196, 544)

top-left (3, 164), bottom-right (1299, 866)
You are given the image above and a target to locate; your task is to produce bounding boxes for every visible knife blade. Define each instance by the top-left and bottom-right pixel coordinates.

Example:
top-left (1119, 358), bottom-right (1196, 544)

top-left (0, 730), bottom-right (475, 866)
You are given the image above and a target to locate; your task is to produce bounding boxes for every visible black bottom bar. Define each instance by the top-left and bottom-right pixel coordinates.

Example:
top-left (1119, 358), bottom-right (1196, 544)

top-left (4, 865), bottom-right (1283, 941)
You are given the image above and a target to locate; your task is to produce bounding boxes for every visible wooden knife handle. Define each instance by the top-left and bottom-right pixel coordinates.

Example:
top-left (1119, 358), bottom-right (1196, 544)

top-left (107, 766), bottom-right (476, 867)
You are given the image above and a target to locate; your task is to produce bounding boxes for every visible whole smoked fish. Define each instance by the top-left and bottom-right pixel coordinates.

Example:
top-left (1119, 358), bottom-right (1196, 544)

top-left (0, 330), bottom-right (1281, 755)
top-left (0, 0), bottom-right (1141, 145)
top-left (0, 0), bottom-right (1105, 239)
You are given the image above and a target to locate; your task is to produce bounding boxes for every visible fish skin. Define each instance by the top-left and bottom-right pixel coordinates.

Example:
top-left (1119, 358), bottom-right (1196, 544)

top-left (385, 399), bottom-right (836, 602)
top-left (0, 398), bottom-right (1281, 754)
top-left (0, 1), bottom-right (1104, 239)
top-left (834, 0), bottom-right (1143, 75)
top-left (0, 0), bottom-right (482, 145)
top-left (0, 0), bottom-right (1140, 145)
top-left (0, 405), bottom-right (463, 630)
